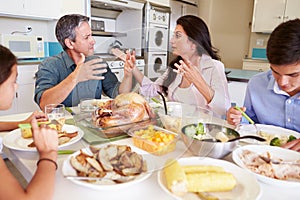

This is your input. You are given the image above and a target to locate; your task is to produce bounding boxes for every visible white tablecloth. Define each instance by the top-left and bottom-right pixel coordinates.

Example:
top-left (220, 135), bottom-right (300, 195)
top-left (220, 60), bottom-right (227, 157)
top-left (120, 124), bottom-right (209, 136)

top-left (1, 112), bottom-right (300, 200)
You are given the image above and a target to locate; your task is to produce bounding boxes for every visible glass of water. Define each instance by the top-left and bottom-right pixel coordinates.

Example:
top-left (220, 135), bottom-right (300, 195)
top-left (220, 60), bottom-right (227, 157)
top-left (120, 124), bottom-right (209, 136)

top-left (45, 104), bottom-right (65, 131)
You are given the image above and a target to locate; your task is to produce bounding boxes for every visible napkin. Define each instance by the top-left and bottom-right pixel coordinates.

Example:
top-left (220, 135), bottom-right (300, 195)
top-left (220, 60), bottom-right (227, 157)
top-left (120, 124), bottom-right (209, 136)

top-left (65, 119), bottom-right (129, 145)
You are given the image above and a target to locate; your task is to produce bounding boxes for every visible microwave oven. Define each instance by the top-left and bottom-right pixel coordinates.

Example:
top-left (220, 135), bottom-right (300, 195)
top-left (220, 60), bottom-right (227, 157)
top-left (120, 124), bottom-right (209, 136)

top-left (0, 34), bottom-right (45, 58)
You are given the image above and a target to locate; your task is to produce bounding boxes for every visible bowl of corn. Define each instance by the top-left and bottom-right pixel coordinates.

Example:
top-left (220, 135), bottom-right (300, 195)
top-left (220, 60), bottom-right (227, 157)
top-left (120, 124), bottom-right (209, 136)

top-left (127, 125), bottom-right (179, 156)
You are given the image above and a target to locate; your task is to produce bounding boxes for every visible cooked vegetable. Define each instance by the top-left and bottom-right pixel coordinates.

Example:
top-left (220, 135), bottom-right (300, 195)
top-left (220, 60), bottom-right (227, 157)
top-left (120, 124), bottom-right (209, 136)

top-left (287, 135), bottom-right (297, 143)
top-left (195, 123), bottom-right (205, 135)
top-left (164, 159), bottom-right (187, 195)
top-left (186, 172), bottom-right (236, 192)
top-left (183, 165), bottom-right (224, 174)
top-left (270, 137), bottom-right (281, 146)
top-left (151, 97), bottom-right (161, 104)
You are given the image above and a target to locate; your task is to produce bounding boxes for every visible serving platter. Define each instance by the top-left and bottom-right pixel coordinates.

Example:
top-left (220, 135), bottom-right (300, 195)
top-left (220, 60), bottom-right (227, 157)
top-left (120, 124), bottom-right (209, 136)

top-left (62, 145), bottom-right (155, 190)
top-left (74, 112), bottom-right (157, 138)
top-left (3, 125), bottom-right (84, 151)
top-left (237, 124), bottom-right (300, 144)
top-left (232, 145), bottom-right (300, 187)
top-left (157, 157), bottom-right (261, 200)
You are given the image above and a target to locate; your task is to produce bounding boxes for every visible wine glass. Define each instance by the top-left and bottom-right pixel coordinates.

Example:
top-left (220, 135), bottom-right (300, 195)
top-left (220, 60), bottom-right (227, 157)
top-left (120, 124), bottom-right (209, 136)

top-left (45, 104), bottom-right (65, 131)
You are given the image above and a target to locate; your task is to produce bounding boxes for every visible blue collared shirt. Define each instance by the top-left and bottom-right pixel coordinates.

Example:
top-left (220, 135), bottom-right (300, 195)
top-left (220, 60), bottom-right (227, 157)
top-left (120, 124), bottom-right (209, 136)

top-left (34, 51), bottom-right (120, 107)
top-left (243, 70), bottom-right (300, 132)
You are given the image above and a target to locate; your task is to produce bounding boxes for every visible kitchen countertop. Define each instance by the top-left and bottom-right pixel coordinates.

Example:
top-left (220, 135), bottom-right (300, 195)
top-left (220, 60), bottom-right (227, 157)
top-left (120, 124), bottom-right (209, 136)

top-left (225, 68), bottom-right (263, 82)
top-left (17, 58), bottom-right (45, 65)
top-left (243, 58), bottom-right (269, 62)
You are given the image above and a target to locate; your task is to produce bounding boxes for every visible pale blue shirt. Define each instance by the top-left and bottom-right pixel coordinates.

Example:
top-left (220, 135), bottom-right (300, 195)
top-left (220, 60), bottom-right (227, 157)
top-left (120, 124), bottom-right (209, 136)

top-left (243, 70), bottom-right (300, 132)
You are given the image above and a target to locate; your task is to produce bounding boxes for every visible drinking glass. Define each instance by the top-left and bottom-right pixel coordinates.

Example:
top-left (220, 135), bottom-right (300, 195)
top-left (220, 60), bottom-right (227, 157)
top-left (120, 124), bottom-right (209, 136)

top-left (45, 104), bottom-right (65, 131)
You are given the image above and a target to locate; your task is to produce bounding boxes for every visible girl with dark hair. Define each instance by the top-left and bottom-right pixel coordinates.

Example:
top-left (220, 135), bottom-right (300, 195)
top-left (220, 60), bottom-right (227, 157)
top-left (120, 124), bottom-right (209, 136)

top-left (0, 45), bottom-right (58, 199)
top-left (125, 15), bottom-right (230, 117)
top-left (0, 47), bottom-right (47, 131)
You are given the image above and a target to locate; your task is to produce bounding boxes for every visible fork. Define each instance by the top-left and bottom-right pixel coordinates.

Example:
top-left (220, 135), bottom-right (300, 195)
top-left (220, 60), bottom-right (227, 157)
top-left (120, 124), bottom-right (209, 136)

top-left (259, 155), bottom-right (300, 166)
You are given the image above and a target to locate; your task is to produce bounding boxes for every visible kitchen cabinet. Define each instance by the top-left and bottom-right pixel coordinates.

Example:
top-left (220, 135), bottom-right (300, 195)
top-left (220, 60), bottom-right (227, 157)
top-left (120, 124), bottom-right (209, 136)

top-left (252, 0), bottom-right (300, 33)
top-left (0, 0), bottom-right (25, 16)
top-left (243, 59), bottom-right (270, 72)
top-left (0, 0), bottom-right (86, 20)
top-left (0, 0), bottom-right (60, 20)
top-left (148, 0), bottom-right (170, 7)
top-left (60, 0), bottom-right (87, 17)
top-left (0, 65), bottom-right (40, 116)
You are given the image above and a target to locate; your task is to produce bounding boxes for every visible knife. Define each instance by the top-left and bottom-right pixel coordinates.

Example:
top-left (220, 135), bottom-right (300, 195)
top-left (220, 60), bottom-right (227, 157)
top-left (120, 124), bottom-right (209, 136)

top-left (64, 175), bottom-right (134, 183)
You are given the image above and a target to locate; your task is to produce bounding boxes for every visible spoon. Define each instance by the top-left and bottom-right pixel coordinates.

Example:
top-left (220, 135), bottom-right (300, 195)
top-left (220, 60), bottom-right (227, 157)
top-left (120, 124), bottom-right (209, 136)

top-left (202, 135), bottom-right (266, 142)
top-left (227, 135), bottom-right (266, 142)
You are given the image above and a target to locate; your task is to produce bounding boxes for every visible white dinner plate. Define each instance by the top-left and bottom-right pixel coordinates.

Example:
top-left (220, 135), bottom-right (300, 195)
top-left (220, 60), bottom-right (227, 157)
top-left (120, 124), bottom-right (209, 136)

top-left (237, 124), bottom-right (300, 144)
top-left (3, 124), bottom-right (84, 151)
top-left (62, 145), bottom-right (155, 190)
top-left (232, 145), bottom-right (300, 187)
top-left (157, 157), bottom-right (261, 200)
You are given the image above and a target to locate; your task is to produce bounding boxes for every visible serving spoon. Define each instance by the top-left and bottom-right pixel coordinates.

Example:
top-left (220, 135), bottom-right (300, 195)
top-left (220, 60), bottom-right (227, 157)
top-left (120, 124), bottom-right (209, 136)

top-left (202, 135), bottom-right (266, 142)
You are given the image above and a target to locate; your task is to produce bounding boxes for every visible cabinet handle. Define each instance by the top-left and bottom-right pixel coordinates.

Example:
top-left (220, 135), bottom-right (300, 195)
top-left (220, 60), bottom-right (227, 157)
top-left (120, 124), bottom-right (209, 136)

top-left (276, 16), bottom-right (282, 19)
top-left (16, 92), bottom-right (18, 98)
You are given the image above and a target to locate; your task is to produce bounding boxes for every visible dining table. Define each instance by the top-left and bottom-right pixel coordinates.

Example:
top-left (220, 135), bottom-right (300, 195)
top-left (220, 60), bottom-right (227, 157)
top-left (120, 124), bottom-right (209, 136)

top-left (0, 111), bottom-right (299, 200)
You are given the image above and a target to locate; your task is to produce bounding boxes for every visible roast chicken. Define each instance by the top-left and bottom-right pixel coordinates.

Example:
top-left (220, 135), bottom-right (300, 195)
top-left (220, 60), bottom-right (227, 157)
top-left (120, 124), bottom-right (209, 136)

top-left (92, 92), bottom-right (155, 128)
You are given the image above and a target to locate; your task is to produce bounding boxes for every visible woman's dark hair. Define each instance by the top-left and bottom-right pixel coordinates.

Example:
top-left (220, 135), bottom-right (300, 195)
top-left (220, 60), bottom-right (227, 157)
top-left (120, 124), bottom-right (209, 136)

top-left (55, 14), bottom-right (90, 50)
top-left (0, 45), bottom-right (17, 85)
top-left (162, 15), bottom-right (220, 95)
top-left (267, 18), bottom-right (300, 66)
top-left (176, 15), bottom-right (220, 60)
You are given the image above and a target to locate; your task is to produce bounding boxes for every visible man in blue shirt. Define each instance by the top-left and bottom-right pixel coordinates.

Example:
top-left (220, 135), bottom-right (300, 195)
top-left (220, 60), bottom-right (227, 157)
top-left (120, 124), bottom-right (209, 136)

top-left (35, 14), bottom-right (133, 109)
top-left (226, 19), bottom-right (300, 151)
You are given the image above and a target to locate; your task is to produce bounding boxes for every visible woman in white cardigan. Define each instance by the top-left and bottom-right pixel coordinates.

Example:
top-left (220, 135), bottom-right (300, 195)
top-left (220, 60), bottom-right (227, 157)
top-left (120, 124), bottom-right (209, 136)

top-left (124, 15), bottom-right (230, 117)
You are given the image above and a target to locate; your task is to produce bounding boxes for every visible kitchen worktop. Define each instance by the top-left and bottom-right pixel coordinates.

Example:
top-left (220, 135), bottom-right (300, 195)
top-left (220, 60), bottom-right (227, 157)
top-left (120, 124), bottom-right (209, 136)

top-left (225, 68), bottom-right (263, 82)
top-left (17, 58), bottom-right (45, 65)
top-left (243, 58), bottom-right (268, 62)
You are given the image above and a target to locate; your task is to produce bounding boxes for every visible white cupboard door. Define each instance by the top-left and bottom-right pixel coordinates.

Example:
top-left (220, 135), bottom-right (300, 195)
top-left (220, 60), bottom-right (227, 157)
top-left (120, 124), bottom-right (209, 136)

top-left (252, 0), bottom-right (285, 32)
top-left (17, 65), bottom-right (39, 113)
top-left (25, 0), bottom-right (61, 19)
top-left (284, 0), bottom-right (300, 21)
top-left (17, 84), bottom-right (40, 113)
top-left (0, 0), bottom-right (25, 16)
top-left (60, 0), bottom-right (86, 17)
